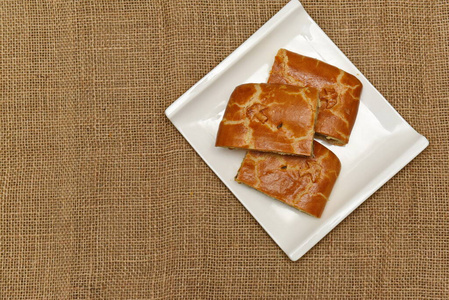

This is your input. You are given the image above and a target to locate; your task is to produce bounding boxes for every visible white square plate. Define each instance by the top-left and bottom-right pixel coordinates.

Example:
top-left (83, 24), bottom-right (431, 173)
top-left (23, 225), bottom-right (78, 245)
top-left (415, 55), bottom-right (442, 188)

top-left (165, 0), bottom-right (428, 261)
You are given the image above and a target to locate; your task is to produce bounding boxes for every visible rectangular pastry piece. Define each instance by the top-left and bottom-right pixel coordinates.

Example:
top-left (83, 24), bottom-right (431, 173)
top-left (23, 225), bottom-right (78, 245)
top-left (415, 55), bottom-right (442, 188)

top-left (235, 141), bottom-right (341, 218)
top-left (268, 49), bottom-right (363, 145)
top-left (215, 83), bottom-right (319, 156)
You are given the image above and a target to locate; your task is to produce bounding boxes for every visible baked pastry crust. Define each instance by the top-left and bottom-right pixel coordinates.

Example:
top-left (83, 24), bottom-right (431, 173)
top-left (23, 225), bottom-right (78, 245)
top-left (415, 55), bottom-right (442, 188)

top-left (235, 141), bottom-right (341, 218)
top-left (268, 49), bottom-right (363, 145)
top-left (215, 83), bottom-right (319, 156)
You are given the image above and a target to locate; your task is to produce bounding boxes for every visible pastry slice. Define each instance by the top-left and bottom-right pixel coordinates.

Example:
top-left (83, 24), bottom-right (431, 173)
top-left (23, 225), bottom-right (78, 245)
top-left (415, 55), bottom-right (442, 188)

top-left (216, 83), bottom-right (319, 156)
top-left (268, 49), bottom-right (363, 145)
top-left (235, 141), bottom-right (341, 218)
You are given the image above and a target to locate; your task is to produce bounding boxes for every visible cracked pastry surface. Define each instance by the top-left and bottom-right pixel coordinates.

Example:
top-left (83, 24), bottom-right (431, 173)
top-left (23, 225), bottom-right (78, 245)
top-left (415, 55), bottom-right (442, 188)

top-left (235, 141), bottom-right (341, 218)
top-left (268, 49), bottom-right (363, 145)
top-left (215, 83), bottom-right (319, 156)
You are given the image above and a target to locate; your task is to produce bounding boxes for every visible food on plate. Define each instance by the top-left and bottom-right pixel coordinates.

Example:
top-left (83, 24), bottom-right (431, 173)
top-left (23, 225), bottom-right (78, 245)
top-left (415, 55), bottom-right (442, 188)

top-left (216, 83), bottom-right (319, 156)
top-left (235, 141), bottom-right (341, 218)
top-left (268, 49), bottom-right (363, 145)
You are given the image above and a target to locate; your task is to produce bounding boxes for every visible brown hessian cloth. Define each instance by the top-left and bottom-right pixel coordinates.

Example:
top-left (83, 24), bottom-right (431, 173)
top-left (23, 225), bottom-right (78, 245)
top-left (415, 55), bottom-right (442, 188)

top-left (1, 0), bottom-right (448, 299)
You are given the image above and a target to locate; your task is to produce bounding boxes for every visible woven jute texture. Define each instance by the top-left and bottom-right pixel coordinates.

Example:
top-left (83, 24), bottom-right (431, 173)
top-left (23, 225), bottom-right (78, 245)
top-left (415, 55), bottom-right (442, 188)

top-left (1, 0), bottom-right (448, 299)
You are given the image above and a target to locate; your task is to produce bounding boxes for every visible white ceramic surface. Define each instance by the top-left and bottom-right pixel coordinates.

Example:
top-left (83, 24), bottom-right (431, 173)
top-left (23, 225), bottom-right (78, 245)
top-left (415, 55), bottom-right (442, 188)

top-left (165, 0), bottom-right (428, 261)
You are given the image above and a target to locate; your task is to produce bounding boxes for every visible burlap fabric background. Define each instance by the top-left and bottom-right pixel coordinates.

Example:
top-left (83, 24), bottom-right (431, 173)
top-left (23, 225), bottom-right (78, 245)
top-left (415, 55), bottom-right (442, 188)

top-left (1, 0), bottom-right (448, 299)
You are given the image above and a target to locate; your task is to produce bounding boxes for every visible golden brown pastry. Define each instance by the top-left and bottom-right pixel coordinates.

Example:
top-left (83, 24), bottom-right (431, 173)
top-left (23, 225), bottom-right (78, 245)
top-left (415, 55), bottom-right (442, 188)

top-left (268, 49), bottom-right (363, 145)
top-left (235, 141), bottom-right (341, 218)
top-left (215, 83), bottom-right (319, 156)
